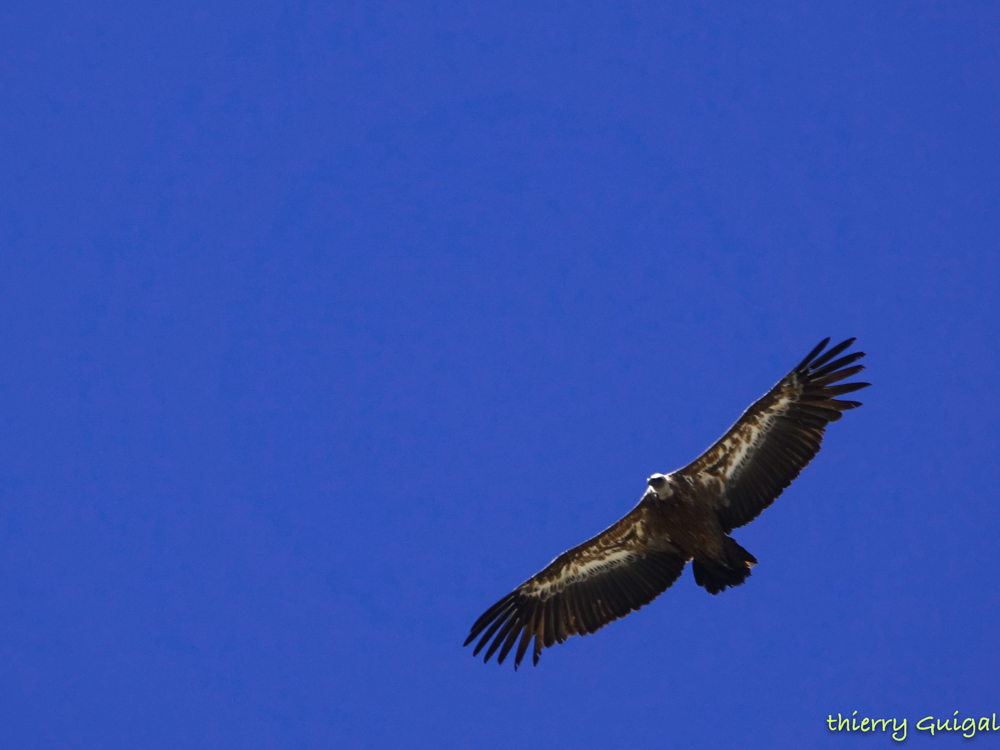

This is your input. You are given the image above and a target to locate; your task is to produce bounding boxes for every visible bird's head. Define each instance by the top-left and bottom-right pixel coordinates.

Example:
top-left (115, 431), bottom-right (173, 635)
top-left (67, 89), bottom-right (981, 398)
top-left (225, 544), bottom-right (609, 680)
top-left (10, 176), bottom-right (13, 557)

top-left (646, 473), bottom-right (672, 499)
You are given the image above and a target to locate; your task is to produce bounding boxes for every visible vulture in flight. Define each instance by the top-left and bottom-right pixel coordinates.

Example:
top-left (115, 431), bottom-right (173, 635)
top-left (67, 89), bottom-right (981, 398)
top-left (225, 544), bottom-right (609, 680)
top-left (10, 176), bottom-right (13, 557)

top-left (464, 337), bottom-right (869, 669)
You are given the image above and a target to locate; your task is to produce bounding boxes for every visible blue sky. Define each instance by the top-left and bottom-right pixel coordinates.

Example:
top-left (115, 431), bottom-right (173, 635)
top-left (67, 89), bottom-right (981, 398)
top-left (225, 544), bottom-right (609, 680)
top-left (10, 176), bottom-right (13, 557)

top-left (2, 1), bottom-right (998, 747)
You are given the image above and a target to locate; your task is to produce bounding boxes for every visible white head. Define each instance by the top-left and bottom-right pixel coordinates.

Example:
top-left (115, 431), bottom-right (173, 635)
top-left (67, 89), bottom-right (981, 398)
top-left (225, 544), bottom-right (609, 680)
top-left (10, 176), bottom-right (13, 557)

top-left (646, 473), bottom-right (672, 499)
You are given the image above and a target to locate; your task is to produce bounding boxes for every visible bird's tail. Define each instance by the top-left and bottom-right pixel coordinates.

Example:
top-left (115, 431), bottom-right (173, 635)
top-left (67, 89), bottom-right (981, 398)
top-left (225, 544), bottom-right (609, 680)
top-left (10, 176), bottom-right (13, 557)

top-left (693, 537), bottom-right (758, 595)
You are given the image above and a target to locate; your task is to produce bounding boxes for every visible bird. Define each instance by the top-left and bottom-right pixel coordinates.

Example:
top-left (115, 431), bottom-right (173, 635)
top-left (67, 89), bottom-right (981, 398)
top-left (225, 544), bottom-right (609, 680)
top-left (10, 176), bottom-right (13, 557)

top-left (464, 337), bottom-right (870, 669)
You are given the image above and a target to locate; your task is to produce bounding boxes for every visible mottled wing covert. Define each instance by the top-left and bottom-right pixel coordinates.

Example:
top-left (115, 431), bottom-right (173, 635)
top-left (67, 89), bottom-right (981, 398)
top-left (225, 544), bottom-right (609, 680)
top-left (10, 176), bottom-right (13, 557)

top-left (464, 505), bottom-right (686, 669)
top-left (678, 338), bottom-right (870, 532)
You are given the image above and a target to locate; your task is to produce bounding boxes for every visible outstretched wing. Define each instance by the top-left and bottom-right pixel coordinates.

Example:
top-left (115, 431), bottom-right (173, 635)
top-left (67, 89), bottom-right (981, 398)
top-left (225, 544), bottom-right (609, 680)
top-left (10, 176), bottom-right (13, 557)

top-left (677, 337), bottom-right (870, 533)
top-left (464, 502), bottom-right (686, 670)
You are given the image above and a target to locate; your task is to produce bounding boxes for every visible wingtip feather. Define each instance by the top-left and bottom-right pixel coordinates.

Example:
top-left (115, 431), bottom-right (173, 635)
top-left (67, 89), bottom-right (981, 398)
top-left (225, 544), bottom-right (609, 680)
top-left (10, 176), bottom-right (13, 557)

top-left (808, 337), bottom-right (857, 370)
top-left (795, 337), bottom-right (831, 371)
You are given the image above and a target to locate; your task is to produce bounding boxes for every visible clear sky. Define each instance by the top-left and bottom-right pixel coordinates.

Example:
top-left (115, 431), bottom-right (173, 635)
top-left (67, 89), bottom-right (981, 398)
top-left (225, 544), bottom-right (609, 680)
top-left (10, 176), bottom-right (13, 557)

top-left (2, 1), bottom-right (998, 748)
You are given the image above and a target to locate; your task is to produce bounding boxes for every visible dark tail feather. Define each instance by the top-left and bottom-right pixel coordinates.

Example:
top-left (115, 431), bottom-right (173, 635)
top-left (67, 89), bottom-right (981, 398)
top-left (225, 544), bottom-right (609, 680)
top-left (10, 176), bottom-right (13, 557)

top-left (693, 538), bottom-right (758, 595)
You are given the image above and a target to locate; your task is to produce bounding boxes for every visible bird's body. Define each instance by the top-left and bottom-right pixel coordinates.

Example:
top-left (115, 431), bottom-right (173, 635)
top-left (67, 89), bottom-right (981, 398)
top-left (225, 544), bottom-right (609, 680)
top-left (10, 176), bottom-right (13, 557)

top-left (465, 337), bottom-right (870, 669)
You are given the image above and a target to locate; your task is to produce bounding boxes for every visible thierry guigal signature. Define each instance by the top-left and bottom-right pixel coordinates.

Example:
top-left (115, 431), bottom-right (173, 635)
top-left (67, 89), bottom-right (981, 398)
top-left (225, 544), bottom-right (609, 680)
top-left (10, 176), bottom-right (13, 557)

top-left (827, 711), bottom-right (1000, 741)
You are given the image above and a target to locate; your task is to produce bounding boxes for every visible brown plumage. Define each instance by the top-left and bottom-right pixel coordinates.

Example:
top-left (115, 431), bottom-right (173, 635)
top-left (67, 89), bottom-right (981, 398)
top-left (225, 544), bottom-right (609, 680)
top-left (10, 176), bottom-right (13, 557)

top-left (464, 337), bottom-right (870, 669)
